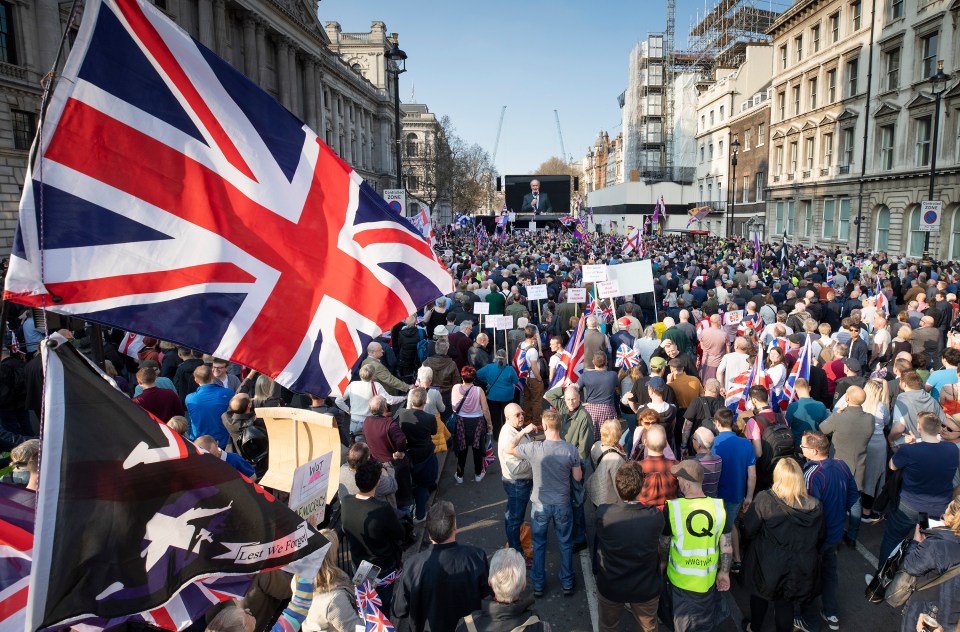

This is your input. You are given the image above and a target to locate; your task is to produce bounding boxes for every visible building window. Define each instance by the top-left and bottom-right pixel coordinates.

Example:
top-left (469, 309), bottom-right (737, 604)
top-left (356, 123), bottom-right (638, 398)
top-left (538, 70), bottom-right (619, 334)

top-left (721, 105), bottom-right (726, 120)
top-left (851, 1), bottom-right (862, 30)
top-left (828, 68), bottom-right (837, 103)
top-left (789, 141), bottom-right (798, 174)
top-left (700, 145), bottom-right (705, 162)
top-left (699, 184), bottom-right (703, 201)
top-left (809, 78), bottom-right (818, 110)
top-left (920, 33), bottom-right (939, 79)
top-left (842, 128), bottom-right (855, 166)
top-left (823, 132), bottom-right (834, 166)
top-left (838, 198), bottom-right (850, 241)
top-left (915, 116), bottom-right (932, 166)
top-left (707, 182), bottom-right (713, 201)
top-left (846, 58), bottom-right (859, 96)
top-left (780, 44), bottom-right (788, 70)
top-left (876, 206), bottom-right (890, 252)
top-left (744, 129), bottom-right (752, 150)
top-left (793, 85), bottom-right (801, 115)
top-left (787, 201), bottom-right (795, 236)
top-left (758, 123), bottom-right (765, 146)
top-left (11, 109), bottom-right (34, 151)
top-left (719, 140), bottom-right (724, 156)
top-left (776, 145), bottom-right (784, 174)
top-left (803, 201), bottom-right (813, 237)
top-left (710, 110), bottom-right (715, 126)
top-left (709, 143), bottom-right (714, 159)
top-left (805, 137), bottom-right (815, 170)
top-left (405, 133), bottom-right (418, 157)
top-left (952, 208), bottom-right (960, 259)
top-left (880, 124), bottom-right (895, 170)
top-left (0, 1), bottom-right (17, 65)
top-left (813, 24), bottom-right (821, 52)
top-left (701, 115), bottom-right (705, 129)
top-left (884, 49), bottom-right (900, 91)
top-left (795, 35), bottom-right (803, 62)
top-left (743, 175), bottom-right (749, 203)
top-left (778, 91), bottom-right (786, 121)
top-left (908, 208), bottom-right (924, 257)
top-left (756, 172), bottom-right (765, 201)
top-left (823, 199), bottom-right (835, 238)
top-left (776, 201), bottom-right (784, 233)
top-left (830, 12), bottom-right (840, 42)
top-left (890, 0), bottom-right (904, 20)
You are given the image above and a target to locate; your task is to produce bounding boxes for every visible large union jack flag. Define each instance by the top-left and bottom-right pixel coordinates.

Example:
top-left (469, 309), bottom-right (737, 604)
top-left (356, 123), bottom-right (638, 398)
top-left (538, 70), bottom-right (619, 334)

top-left (549, 314), bottom-right (586, 389)
top-left (3, 0), bottom-right (452, 397)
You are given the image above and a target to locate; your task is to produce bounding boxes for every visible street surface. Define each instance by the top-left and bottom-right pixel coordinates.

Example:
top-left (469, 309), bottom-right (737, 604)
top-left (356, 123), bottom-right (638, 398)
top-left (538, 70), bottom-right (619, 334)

top-left (428, 449), bottom-right (907, 632)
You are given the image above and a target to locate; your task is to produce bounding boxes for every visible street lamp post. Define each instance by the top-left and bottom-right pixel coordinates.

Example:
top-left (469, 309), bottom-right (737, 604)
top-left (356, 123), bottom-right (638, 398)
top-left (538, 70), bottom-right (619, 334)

top-left (728, 138), bottom-right (740, 237)
top-left (923, 60), bottom-right (950, 267)
top-left (385, 43), bottom-right (408, 190)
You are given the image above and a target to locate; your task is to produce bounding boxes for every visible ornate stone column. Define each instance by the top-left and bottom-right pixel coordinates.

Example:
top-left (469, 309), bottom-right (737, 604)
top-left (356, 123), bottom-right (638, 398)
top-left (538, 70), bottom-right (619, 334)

top-left (242, 15), bottom-right (257, 82)
top-left (276, 38), bottom-right (291, 108)
top-left (304, 58), bottom-right (318, 131)
top-left (198, 0), bottom-right (215, 48)
top-left (212, 0), bottom-right (227, 57)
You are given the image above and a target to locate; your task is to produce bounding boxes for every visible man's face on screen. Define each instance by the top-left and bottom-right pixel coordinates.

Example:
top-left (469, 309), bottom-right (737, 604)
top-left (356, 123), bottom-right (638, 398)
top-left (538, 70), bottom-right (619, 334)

top-left (530, 181), bottom-right (540, 192)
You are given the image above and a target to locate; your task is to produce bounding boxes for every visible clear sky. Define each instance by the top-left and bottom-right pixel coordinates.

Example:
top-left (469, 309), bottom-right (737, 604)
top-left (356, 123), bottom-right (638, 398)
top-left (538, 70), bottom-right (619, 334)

top-left (319, 0), bottom-right (723, 176)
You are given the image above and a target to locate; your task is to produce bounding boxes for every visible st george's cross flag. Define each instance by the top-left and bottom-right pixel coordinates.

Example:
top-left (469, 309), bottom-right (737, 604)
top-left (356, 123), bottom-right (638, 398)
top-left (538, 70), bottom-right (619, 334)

top-left (622, 227), bottom-right (642, 257)
top-left (3, 0), bottom-right (453, 399)
top-left (24, 341), bottom-right (329, 630)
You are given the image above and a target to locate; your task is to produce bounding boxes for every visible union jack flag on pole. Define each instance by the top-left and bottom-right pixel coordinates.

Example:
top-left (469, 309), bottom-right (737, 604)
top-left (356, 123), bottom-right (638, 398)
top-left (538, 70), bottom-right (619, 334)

top-left (550, 314), bottom-right (586, 389)
top-left (875, 276), bottom-right (890, 315)
top-left (615, 343), bottom-right (639, 369)
top-left (725, 346), bottom-right (769, 413)
top-left (3, 0), bottom-right (453, 398)
top-left (513, 346), bottom-right (529, 392)
top-left (779, 335), bottom-right (812, 412)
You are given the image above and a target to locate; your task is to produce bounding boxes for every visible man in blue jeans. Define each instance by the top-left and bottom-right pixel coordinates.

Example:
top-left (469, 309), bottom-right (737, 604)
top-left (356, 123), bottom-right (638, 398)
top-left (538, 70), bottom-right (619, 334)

top-left (497, 403), bottom-right (533, 554)
top-left (876, 411), bottom-right (958, 568)
top-left (795, 431), bottom-right (858, 632)
top-left (508, 409), bottom-right (582, 597)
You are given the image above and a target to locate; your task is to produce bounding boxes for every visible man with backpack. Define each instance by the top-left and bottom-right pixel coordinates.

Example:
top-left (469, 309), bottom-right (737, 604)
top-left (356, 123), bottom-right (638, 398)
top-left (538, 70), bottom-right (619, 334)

top-left (396, 315), bottom-right (426, 382)
top-left (741, 385), bottom-right (795, 492)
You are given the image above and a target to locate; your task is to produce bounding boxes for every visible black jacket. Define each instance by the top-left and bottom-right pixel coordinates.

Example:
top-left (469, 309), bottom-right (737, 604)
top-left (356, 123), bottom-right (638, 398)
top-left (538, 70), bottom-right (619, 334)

top-left (593, 502), bottom-right (664, 603)
top-left (394, 541), bottom-right (489, 632)
top-left (456, 594), bottom-right (549, 632)
top-left (742, 490), bottom-right (824, 603)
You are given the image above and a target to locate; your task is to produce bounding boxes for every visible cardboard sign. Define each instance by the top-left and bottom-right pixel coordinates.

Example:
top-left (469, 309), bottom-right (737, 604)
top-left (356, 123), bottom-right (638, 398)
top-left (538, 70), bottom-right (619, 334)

top-left (606, 260), bottom-right (655, 296)
top-left (497, 315), bottom-right (514, 330)
top-left (529, 222), bottom-right (537, 232)
top-left (289, 451), bottom-right (332, 508)
top-left (526, 284), bottom-right (548, 300)
top-left (473, 302), bottom-right (490, 315)
top-left (443, 249), bottom-right (453, 258)
top-left (567, 288), bottom-right (587, 303)
top-left (597, 280), bottom-right (621, 299)
top-left (723, 310), bottom-right (744, 326)
top-left (582, 264), bottom-right (607, 283)
top-left (259, 408), bottom-right (342, 498)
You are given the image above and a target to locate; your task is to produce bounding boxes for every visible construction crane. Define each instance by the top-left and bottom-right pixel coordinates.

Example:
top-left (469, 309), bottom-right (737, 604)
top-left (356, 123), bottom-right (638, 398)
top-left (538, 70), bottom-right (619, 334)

top-left (554, 109), bottom-right (568, 162)
top-left (491, 105), bottom-right (507, 168)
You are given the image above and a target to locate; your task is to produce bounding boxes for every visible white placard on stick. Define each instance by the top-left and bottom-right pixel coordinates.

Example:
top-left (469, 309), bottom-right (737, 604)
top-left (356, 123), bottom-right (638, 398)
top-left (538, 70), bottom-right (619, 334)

top-left (289, 451), bottom-right (332, 525)
top-left (443, 249), bottom-right (453, 258)
top-left (582, 264), bottom-right (607, 283)
top-left (567, 288), bottom-right (587, 303)
top-left (597, 280), bottom-right (621, 299)
top-left (472, 302), bottom-right (490, 315)
top-left (606, 260), bottom-right (655, 296)
top-left (497, 315), bottom-right (514, 330)
top-left (526, 284), bottom-right (548, 300)
top-left (723, 310), bottom-right (744, 327)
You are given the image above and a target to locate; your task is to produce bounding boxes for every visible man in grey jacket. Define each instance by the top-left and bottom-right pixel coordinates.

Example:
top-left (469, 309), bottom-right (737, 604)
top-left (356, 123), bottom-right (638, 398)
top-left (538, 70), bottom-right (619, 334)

top-left (889, 370), bottom-right (948, 445)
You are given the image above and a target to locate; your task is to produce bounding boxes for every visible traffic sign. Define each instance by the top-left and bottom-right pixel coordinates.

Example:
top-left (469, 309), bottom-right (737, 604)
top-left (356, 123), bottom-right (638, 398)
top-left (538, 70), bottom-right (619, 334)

top-left (919, 201), bottom-right (942, 232)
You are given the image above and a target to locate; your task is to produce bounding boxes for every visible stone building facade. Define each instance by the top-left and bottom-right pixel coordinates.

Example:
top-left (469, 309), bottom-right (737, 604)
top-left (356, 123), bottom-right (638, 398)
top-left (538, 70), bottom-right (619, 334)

top-left (765, 0), bottom-right (959, 258)
top-left (582, 131), bottom-right (624, 194)
top-left (728, 99), bottom-right (772, 239)
top-left (0, 0), bottom-right (406, 253)
top-left (399, 102), bottom-right (440, 216)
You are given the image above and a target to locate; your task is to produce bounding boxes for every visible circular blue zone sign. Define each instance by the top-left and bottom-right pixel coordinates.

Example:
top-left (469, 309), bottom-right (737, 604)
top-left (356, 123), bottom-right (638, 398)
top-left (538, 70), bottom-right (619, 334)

top-left (389, 201), bottom-right (403, 213)
top-left (924, 210), bottom-right (938, 224)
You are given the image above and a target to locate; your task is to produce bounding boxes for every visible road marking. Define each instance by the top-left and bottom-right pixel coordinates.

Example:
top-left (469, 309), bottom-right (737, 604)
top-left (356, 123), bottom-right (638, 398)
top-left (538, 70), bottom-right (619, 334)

top-left (579, 550), bottom-right (599, 632)
top-left (856, 540), bottom-right (879, 569)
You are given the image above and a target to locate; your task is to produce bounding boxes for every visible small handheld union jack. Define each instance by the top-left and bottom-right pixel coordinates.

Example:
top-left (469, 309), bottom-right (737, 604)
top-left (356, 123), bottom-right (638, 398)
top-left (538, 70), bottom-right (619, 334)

top-left (615, 344), bottom-right (639, 369)
top-left (355, 581), bottom-right (382, 612)
top-left (483, 438), bottom-right (496, 472)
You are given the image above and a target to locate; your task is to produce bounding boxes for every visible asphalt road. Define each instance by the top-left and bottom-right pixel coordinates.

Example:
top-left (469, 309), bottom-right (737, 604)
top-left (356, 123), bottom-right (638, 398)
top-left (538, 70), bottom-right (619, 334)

top-left (426, 448), bottom-right (908, 632)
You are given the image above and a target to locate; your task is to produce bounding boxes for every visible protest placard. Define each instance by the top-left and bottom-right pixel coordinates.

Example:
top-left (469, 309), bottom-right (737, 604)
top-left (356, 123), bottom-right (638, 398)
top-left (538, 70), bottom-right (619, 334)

top-left (472, 302), bottom-right (490, 315)
top-left (582, 264), bottom-right (607, 283)
top-left (567, 288), bottom-right (586, 303)
top-left (526, 285), bottom-right (548, 300)
top-left (289, 451), bottom-right (332, 525)
top-left (597, 280), bottom-right (621, 299)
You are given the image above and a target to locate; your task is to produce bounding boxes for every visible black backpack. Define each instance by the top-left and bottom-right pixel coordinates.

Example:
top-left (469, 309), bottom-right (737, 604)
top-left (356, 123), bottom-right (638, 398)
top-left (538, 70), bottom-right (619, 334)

top-left (756, 411), bottom-right (796, 475)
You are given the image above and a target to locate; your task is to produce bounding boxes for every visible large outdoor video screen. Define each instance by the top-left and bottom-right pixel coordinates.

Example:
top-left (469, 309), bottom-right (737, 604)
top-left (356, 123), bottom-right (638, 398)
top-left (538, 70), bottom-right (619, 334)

top-left (504, 174), bottom-right (571, 214)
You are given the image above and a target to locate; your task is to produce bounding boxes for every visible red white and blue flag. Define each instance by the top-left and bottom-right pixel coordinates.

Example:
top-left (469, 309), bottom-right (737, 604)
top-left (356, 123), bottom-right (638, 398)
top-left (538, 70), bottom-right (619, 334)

top-left (622, 227), bottom-right (642, 257)
top-left (3, 0), bottom-right (453, 398)
top-left (826, 264), bottom-right (835, 287)
top-left (559, 215), bottom-right (577, 226)
top-left (550, 314), bottom-right (586, 389)
top-left (513, 346), bottom-right (529, 392)
top-left (779, 335), bottom-right (812, 412)
top-left (875, 276), bottom-right (890, 315)
top-left (0, 484), bottom-right (33, 632)
top-left (725, 346), bottom-right (769, 413)
top-left (615, 343), bottom-right (639, 369)
top-left (483, 437), bottom-right (496, 472)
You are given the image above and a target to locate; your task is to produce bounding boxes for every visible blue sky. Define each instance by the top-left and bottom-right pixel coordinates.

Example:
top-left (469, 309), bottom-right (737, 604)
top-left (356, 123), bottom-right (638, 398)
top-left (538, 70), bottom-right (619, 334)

top-left (319, 0), bottom-right (720, 175)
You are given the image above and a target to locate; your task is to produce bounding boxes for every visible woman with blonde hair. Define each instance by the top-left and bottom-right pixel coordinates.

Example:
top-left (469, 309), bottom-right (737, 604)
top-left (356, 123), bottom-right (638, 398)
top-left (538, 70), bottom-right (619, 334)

top-left (741, 458), bottom-right (824, 632)
top-left (765, 346), bottom-right (787, 399)
top-left (859, 379), bottom-right (889, 523)
top-left (586, 418), bottom-right (626, 507)
top-left (303, 530), bottom-right (362, 632)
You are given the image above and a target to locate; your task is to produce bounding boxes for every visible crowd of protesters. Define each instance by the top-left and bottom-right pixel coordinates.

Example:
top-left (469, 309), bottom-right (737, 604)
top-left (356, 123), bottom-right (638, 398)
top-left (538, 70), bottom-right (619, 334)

top-left (3, 225), bottom-right (960, 632)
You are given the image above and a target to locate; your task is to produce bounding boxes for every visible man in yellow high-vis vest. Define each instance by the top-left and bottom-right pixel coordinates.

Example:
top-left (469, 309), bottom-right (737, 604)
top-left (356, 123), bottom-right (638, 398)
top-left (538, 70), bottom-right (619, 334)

top-left (659, 460), bottom-right (733, 632)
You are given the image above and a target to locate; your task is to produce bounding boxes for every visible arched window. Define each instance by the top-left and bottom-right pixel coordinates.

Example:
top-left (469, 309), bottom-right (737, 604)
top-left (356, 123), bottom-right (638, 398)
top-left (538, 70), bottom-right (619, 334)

top-left (907, 207), bottom-right (924, 258)
top-left (351, 63), bottom-right (362, 74)
top-left (952, 207), bottom-right (960, 260)
top-left (405, 133), bottom-right (418, 157)
top-left (874, 206), bottom-right (890, 252)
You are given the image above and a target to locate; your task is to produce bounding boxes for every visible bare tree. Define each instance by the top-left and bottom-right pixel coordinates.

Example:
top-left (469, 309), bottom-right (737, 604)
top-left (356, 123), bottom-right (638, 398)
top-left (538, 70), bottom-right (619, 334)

top-left (435, 116), bottom-right (496, 214)
top-left (535, 156), bottom-right (579, 176)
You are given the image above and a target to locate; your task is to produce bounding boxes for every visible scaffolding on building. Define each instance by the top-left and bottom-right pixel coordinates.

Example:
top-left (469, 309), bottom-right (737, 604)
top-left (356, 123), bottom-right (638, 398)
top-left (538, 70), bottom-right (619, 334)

top-left (684, 0), bottom-right (783, 79)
